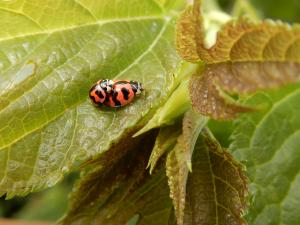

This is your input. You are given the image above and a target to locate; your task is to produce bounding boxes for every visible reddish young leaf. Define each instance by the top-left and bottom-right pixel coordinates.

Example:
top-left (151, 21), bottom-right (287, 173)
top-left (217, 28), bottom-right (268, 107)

top-left (183, 131), bottom-right (248, 225)
top-left (177, 0), bottom-right (300, 119)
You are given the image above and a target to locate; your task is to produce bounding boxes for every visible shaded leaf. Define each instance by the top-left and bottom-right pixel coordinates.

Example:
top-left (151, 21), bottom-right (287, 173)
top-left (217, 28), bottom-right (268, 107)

top-left (15, 175), bottom-right (75, 221)
top-left (183, 131), bottom-right (248, 225)
top-left (61, 130), bottom-right (176, 225)
top-left (177, 0), bottom-right (300, 119)
top-left (165, 110), bottom-right (207, 225)
top-left (0, 0), bottom-right (184, 197)
top-left (232, 0), bottom-right (260, 21)
top-left (250, 0), bottom-right (300, 23)
top-left (62, 117), bottom-right (248, 225)
top-left (147, 124), bottom-right (181, 174)
top-left (230, 84), bottom-right (300, 225)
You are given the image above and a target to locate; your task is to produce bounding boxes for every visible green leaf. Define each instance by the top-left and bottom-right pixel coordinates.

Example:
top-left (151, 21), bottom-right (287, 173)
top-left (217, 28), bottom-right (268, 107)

top-left (15, 175), bottom-right (75, 221)
top-left (61, 131), bottom-right (176, 225)
top-left (180, 109), bottom-right (208, 171)
top-left (0, 0), bottom-right (184, 198)
top-left (134, 62), bottom-right (198, 137)
top-left (147, 124), bottom-right (181, 174)
top-left (250, 0), bottom-right (300, 23)
top-left (147, 108), bottom-right (207, 175)
top-left (232, 0), bottom-right (260, 20)
top-left (230, 84), bottom-right (300, 225)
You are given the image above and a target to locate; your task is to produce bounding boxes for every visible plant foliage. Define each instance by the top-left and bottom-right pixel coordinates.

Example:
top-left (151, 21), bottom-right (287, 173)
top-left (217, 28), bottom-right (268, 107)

top-left (230, 85), bottom-right (300, 225)
top-left (0, 0), bottom-right (183, 198)
top-left (1, 0), bottom-right (300, 225)
top-left (177, 0), bottom-right (300, 119)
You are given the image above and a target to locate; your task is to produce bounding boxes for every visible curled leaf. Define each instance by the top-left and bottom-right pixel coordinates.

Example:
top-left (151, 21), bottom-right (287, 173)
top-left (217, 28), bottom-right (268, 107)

top-left (197, 18), bottom-right (300, 64)
top-left (178, 0), bottom-right (300, 119)
top-left (176, 5), bottom-right (202, 63)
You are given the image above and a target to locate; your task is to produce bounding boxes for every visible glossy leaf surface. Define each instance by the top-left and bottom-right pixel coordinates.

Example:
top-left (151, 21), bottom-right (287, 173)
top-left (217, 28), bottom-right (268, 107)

top-left (0, 0), bottom-right (183, 198)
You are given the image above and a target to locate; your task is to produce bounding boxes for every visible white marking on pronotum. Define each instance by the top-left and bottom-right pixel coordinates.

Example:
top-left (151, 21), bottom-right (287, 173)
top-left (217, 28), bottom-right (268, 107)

top-left (136, 82), bottom-right (142, 95)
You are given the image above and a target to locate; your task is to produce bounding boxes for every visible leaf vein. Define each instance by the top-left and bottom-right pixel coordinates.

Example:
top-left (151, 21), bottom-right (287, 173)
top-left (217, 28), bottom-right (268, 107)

top-left (206, 147), bottom-right (219, 225)
top-left (0, 19), bottom-right (170, 153)
top-left (73, 0), bottom-right (97, 21)
top-left (214, 176), bottom-right (241, 198)
top-left (0, 25), bottom-right (100, 116)
top-left (0, 7), bottom-right (45, 30)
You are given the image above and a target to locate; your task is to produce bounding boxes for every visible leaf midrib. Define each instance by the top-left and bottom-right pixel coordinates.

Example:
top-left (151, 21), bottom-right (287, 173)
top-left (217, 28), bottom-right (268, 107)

top-left (206, 146), bottom-right (219, 225)
top-left (0, 18), bottom-right (171, 152)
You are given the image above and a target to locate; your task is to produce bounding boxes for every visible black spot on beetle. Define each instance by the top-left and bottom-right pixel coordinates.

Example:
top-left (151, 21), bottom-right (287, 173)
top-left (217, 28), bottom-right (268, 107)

top-left (112, 92), bottom-right (121, 107)
top-left (95, 90), bottom-right (104, 99)
top-left (89, 95), bottom-right (96, 103)
top-left (121, 88), bottom-right (130, 100)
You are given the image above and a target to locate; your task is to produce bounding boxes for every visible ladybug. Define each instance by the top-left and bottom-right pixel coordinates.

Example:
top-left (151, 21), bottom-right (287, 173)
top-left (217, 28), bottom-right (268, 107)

top-left (89, 79), bottom-right (113, 105)
top-left (89, 79), bottom-right (143, 107)
top-left (99, 79), bottom-right (114, 93)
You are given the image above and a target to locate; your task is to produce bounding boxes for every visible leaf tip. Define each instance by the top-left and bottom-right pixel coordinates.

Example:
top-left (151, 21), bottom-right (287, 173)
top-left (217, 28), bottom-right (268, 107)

top-left (187, 161), bottom-right (192, 172)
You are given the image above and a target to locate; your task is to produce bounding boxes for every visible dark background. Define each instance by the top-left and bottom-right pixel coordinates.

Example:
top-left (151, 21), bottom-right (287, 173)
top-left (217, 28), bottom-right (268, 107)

top-left (219, 0), bottom-right (300, 22)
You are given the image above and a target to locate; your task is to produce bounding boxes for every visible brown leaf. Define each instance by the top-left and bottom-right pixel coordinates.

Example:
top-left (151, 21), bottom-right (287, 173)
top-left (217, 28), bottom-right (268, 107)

top-left (61, 130), bottom-right (177, 225)
top-left (180, 1), bottom-right (300, 64)
top-left (183, 131), bottom-right (248, 225)
top-left (181, 109), bottom-right (207, 170)
top-left (165, 110), bottom-right (207, 225)
top-left (198, 19), bottom-right (300, 64)
top-left (190, 69), bottom-right (256, 120)
top-left (213, 62), bottom-right (300, 94)
top-left (62, 124), bottom-right (248, 225)
top-left (166, 143), bottom-right (188, 225)
top-left (176, 5), bottom-right (202, 63)
top-left (176, 0), bottom-right (211, 63)
top-left (178, 0), bottom-right (300, 119)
